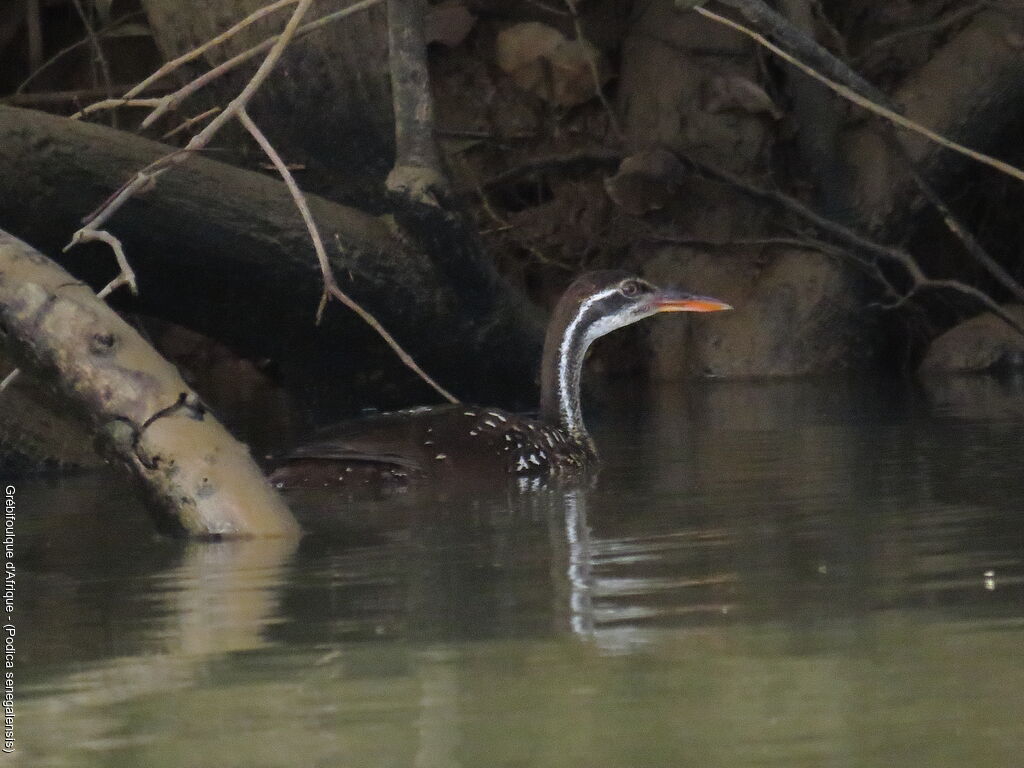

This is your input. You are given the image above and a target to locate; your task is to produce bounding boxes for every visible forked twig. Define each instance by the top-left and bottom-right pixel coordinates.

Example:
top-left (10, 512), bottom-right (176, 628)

top-left (64, 0), bottom-right (314, 318)
top-left (68, 0), bottom-right (455, 401)
top-left (122, 0), bottom-right (299, 100)
top-left (179, 0), bottom-right (313, 150)
top-left (238, 108), bottom-right (458, 403)
top-left (141, 0), bottom-right (384, 128)
top-left (64, 229), bottom-right (139, 298)
top-left (69, 0), bottom-right (385, 128)
top-left (69, 0), bottom-right (313, 240)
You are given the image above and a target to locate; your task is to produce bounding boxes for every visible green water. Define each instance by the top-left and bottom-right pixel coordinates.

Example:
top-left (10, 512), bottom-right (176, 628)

top-left (8, 377), bottom-right (1024, 767)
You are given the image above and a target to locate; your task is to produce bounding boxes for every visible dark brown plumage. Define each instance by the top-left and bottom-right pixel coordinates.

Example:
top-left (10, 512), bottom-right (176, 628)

top-left (270, 271), bottom-right (730, 488)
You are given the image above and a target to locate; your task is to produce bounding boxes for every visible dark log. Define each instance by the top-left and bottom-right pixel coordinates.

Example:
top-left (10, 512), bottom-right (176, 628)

top-left (0, 106), bottom-right (544, 420)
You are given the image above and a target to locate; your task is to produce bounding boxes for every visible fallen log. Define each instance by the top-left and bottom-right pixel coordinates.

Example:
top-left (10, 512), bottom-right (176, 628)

top-left (0, 106), bottom-right (544, 418)
top-left (0, 228), bottom-right (300, 538)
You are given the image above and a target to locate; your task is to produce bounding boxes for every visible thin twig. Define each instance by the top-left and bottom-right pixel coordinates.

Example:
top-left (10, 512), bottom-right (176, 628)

top-left (64, 229), bottom-right (138, 297)
top-left (686, 156), bottom-right (1024, 337)
top-left (435, 128), bottom-right (537, 141)
top-left (70, 0), bottom-right (384, 124)
top-left (70, 96), bottom-right (165, 118)
top-left (137, 0), bottom-right (384, 129)
top-left (694, 5), bottom-right (1024, 186)
top-left (642, 234), bottom-right (819, 250)
top-left (66, 0), bottom-right (316, 302)
top-left (122, 0), bottom-right (299, 100)
top-left (860, 2), bottom-right (987, 57)
top-left (237, 109), bottom-right (330, 286)
top-left (525, 0), bottom-right (572, 16)
top-left (76, 157), bottom-right (173, 230)
top-left (161, 107), bottom-right (221, 140)
top-left (482, 150), bottom-right (622, 190)
top-left (902, 161), bottom-right (1024, 304)
top-left (3, 86), bottom-right (173, 108)
top-left (72, 0), bottom-right (314, 235)
top-left (0, 369), bottom-right (19, 395)
top-left (240, 108), bottom-right (459, 403)
top-left (694, 1), bottom-right (1024, 306)
top-left (70, 0), bottom-right (115, 109)
top-left (16, 12), bottom-right (145, 94)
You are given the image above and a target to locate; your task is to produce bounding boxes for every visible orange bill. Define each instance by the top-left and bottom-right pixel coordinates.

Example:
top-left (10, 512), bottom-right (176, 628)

top-left (654, 291), bottom-right (733, 313)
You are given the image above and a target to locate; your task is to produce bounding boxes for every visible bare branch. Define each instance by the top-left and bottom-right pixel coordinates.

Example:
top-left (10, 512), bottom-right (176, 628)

top-left (182, 0), bottom-right (314, 150)
top-left (66, 0), bottom-right (317, 295)
top-left (684, 155), bottom-right (1024, 337)
top-left (60, 0), bottom-right (461, 405)
top-left (859, 2), bottom-right (988, 58)
top-left (70, 0), bottom-right (115, 109)
top-left (122, 0), bottom-right (300, 100)
top-left (641, 234), bottom-right (821, 250)
top-left (161, 107), bottom-right (221, 140)
top-left (691, 1), bottom-right (1024, 308)
top-left (16, 11), bottom-right (145, 94)
top-left (902, 163), bottom-right (1024, 304)
top-left (65, 229), bottom-right (138, 298)
top-left (1, 229), bottom-right (300, 538)
top-left (692, 4), bottom-right (1024, 186)
top-left (386, 0), bottom-right (447, 201)
top-left (131, 0), bottom-right (384, 129)
top-left (70, 97), bottom-right (165, 119)
top-left (238, 108), bottom-right (459, 404)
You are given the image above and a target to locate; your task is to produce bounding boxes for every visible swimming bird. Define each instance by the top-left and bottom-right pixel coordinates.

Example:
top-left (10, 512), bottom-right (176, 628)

top-left (270, 270), bottom-right (731, 487)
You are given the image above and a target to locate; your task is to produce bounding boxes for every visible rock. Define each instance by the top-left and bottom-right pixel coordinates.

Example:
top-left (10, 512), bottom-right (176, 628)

top-left (642, 246), bottom-right (869, 378)
top-left (495, 22), bottom-right (609, 107)
top-left (701, 74), bottom-right (784, 120)
top-left (919, 305), bottom-right (1024, 373)
top-left (604, 148), bottom-right (686, 216)
top-left (920, 374), bottom-right (1024, 419)
top-left (426, 2), bottom-right (477, 48)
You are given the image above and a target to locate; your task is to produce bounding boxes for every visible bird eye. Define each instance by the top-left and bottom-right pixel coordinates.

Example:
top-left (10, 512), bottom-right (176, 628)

top-left (620, 280), bottom-right (643, 297)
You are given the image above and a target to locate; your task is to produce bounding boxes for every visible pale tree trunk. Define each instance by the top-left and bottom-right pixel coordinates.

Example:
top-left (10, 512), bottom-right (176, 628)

top-left (0, 228), bottom-right (300, 538)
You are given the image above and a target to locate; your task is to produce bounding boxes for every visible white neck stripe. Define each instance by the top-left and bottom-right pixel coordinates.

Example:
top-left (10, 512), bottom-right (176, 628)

top-left (556, 287), bottom-right (619, 435)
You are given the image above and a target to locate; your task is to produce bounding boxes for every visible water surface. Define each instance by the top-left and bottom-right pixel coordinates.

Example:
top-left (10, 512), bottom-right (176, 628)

top-left (9, 377), bottom-right (1024, 767)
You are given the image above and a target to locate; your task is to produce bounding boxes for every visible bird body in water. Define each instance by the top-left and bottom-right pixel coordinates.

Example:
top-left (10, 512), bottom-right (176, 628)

top-left (270, 271), bottom-right (731, 488)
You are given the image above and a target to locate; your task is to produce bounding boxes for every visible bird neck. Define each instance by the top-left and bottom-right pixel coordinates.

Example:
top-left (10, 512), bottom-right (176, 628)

top-left (540, 289), bottom-right (619, 456)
